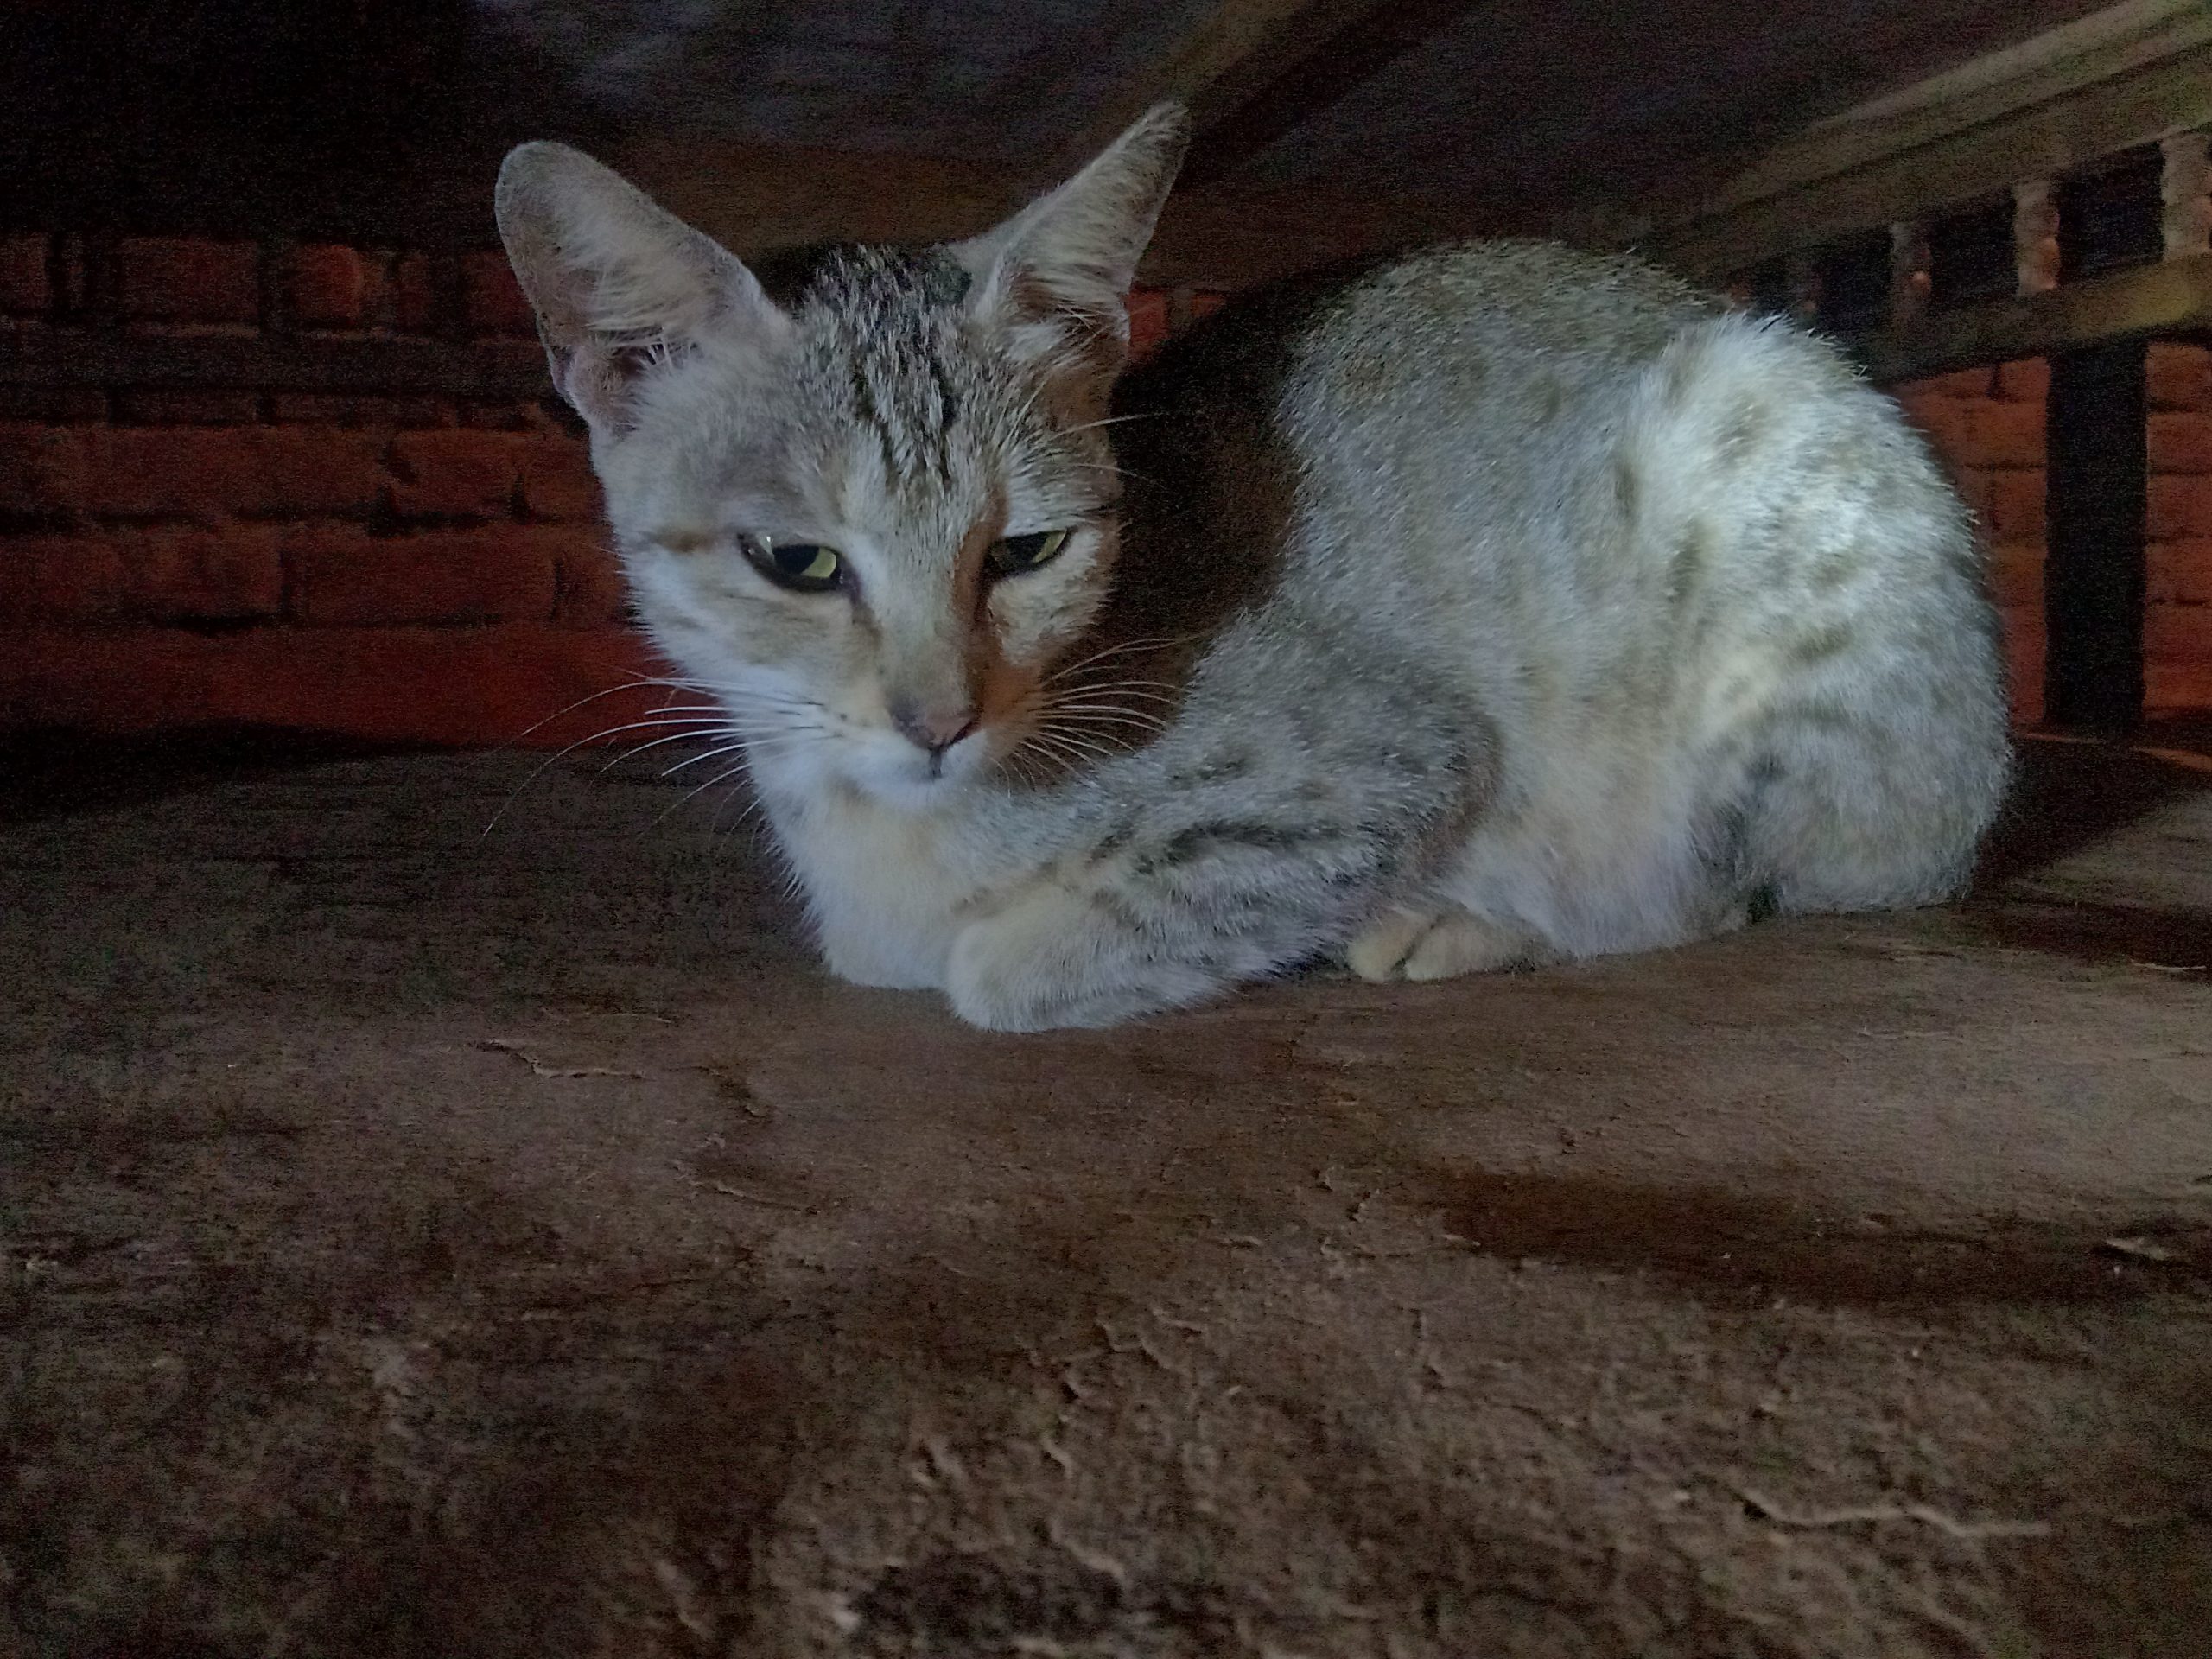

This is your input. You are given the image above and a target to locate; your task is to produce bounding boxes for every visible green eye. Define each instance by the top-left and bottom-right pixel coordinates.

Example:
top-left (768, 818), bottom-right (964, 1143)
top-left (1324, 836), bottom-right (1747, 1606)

top-left (988, 527), bottom-right (1072, 577)
top-left (740, 535), bottom-right (842, 593)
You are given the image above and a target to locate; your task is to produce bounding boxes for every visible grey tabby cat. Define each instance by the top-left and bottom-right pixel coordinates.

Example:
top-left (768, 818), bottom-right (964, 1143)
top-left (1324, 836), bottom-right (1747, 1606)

top-left (495, 104), bottom-right (2009, 1031)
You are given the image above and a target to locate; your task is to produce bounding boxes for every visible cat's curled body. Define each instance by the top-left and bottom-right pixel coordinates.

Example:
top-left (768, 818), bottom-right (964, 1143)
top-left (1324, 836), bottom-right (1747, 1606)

top-left (496, 105), bottom-right (2009, 1031)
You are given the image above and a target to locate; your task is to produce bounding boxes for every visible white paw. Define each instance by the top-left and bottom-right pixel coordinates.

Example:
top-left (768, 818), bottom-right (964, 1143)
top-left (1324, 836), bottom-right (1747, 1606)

top-left (819, 929), bottom-right (950, 990)
top-left (944, 887), bottom-right (1222, 1032)
top-left (1344, 906), bottom-right (1433, 982)
top-left (1345, 906), bottom-right (1531, 982)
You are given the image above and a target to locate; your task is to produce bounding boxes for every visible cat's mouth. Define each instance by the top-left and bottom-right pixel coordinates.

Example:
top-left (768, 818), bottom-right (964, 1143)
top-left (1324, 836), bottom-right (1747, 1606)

top-left (839, 723), bottom-right (997, 810)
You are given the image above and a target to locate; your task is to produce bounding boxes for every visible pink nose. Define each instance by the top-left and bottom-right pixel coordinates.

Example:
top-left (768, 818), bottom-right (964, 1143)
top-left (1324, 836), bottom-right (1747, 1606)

top-left (888, 698), bottom-right (978, 755)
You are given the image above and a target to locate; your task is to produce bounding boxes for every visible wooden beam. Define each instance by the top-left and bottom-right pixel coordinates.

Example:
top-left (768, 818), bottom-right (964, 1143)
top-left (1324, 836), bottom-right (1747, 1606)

top-left (1175, 0), bottom-right (1488, 190)
top-left (2014, 180), bottom-right (2060, 296)
top-left (2165, 131), bottom-right (2212, 257)
top-left (1856, 249), bottom-right (2212, 384)
top-left (2044, 339), bottom-right (2147, 733)
top-left (1619, 0), bottom-right (2212, 279)
top-left (611, 136), bottom-right (1460, 293)
top-left (1052, 0), bottom-right (1340, 173)
top-left (1053, 0), bottom-right (1489, 191)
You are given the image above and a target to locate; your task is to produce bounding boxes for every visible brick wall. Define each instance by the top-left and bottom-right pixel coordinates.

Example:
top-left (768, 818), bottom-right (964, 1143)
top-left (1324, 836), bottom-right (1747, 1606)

top-left (1897, 342), bottom-right (2212, 725)
top-left (0, 232), bottom-right (661, 747)
top-left (7, 233), bottom-right (2205, 749)
top-left (1894, 359), bottom-right (2050, 725)
top-left (2145, 343), bottom-right (2212, 713)
top-left (0, 232), bottom-right (1222, 748)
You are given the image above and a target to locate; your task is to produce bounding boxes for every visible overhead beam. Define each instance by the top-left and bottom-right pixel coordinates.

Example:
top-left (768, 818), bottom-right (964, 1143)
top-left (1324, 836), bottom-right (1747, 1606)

top-left (1580, 0), bottom-right (2212, 280)
top-left (1052, 0), bottom-right (1341, 173)
top-left (1055, 0), bottom-right (1489, 191)
top-left (611, 136), bottom-right (1466, 292)
top-left (1853, 248), bottom-right (2212, 384)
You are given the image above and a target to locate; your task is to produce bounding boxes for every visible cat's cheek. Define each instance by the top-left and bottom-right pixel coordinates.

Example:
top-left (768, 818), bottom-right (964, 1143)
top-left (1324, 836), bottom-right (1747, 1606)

top-left (944, 889), bottom-right (1223, 1032)
top-left (988, 563), bottom-right (1108, 667)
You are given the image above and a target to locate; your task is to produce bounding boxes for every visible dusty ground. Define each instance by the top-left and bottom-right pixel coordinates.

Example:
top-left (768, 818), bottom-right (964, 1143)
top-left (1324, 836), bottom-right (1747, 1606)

top-left (2, 728), bottom-right (2209, 1658)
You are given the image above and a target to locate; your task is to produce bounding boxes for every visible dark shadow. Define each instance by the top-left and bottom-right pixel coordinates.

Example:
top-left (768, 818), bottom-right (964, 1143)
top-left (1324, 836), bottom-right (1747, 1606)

top-left (0, 726), bottom-right (428, 825)
top-left (1970, 895), bottom-right (2212, 970)
top-left (1973, 726), bottom-right (2210, 888)
top-left (1409, 1165), bottom-right (2212, 1313)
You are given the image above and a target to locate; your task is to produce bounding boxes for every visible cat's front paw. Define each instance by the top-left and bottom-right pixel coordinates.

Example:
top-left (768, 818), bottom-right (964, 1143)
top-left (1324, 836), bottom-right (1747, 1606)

top-left (1345, 905), bottom-right (1535, 981)
top-left (944, 887), bottom-right (1223, 1032)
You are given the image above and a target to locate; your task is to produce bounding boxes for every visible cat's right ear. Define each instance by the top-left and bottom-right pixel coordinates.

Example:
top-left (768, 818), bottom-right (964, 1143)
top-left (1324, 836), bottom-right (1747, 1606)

top-left (494, 143), bottom-right (790, 437)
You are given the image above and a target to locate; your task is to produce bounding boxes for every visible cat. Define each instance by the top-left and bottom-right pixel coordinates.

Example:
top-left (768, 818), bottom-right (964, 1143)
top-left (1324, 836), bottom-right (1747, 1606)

top-left (494, 103), bottom-right (2011, 1031)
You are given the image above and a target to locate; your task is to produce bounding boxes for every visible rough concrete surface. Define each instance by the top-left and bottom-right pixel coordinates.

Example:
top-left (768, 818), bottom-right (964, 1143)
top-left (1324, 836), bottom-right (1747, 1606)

top-left (2, 729), bottom-right (2209, 1658)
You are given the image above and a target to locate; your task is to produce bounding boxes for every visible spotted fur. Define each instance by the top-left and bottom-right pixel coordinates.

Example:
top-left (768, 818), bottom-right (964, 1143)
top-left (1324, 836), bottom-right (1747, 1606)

top-left (496, 105), bottom-right (2010, 1030)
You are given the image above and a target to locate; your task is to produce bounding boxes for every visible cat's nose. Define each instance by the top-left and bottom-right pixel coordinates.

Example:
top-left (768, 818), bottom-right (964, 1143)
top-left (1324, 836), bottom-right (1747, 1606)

top-left (887, 697), bottom-right (978, 756)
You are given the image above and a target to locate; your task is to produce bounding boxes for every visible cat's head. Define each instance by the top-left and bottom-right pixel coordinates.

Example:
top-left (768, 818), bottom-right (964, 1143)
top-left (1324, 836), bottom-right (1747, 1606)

top-left (495, 106), bottom-right (1189, 810)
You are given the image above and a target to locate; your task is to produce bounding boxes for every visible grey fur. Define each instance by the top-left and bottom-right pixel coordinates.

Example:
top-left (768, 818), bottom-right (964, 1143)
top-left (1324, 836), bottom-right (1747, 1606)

top-left (495, 105), bottom-right (2011, 1030)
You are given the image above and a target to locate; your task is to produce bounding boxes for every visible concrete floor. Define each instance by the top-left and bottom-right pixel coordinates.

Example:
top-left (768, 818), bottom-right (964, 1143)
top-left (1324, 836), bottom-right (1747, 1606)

top-left (2, 730), bottom-right (2209, 1657)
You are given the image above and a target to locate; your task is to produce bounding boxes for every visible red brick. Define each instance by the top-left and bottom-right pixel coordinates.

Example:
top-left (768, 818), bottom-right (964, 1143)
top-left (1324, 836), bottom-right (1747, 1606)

top-left (1986, 469), bottom-right (2044, 545)
top-left (462, 251), bottom-right (537, 336)
top-left (1186, 289), bottom-right (1226, 320)
top-left (2146, 658), bottom-right (2212, 715)
top-left (117, 237), bottom-right (261, 326)
top-left (1986, 539), bottom-right (2043, 610)
top-left (0, 423), bottom-right (90, 513)
top-left (2148, 539), bottom-right (2212, 607)
top-left (1992, 357), bottom-right (2048, 405)
top-left (2149, 474), bottom-right (2212, 542)
top-left (267, 392), bottom-right (454, 428)
top-left (1126, 289), bottom-right (1167, 359)
top-left (518, 437), bottom-right (599, 522)
top-left (50, 235), bottom-right (88, 315)
top-left (285, 524), bottom-right (558, 626)
top-left (0, 232), bottom-right (48, 315)
top-left (288, 244), bottom-right (366, 329)
top-left (461, 400), bottom-right (552, 431)
top-left (2147, 341), bottom-right (2212, 412)
top-left (2149, 410), bottom-right (2212, 474)
top-left (83, 428), bottom-right (387, 519)
top-left (0, 624), bottom-right (664, 747)
top-left (388, 429), bottom-right (526, 518)
top-left (1900, 394), bottom-right (2044, 470)
top-left (111, 389), bottom-right (263, 425)
top-left (1949, 467), bottom-right (1993, 525)
top-left (1898, 365), bottom-right (1994, 401)
top-left (120, 525), bottom-right (284, 620)
top-left (2145, 601), bottom-right (2212, 666)
top-left (0, 387), bottom-right (107, 423)
top-left (0, 533), bottom-right (125, 620)
top-left (553, 537), bottom-right (627, 626)
top-left (1997, 606), bottom-right (2045, 728)
top-left (391, 253), bottom-right (442, 334)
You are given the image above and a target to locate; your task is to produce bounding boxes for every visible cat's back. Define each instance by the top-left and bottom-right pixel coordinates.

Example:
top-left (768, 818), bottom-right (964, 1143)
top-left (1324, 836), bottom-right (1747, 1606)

top-left (1129, 240), bottom-right (1718, 434)
top-left (1298, 239), bottom-right (1720, 402)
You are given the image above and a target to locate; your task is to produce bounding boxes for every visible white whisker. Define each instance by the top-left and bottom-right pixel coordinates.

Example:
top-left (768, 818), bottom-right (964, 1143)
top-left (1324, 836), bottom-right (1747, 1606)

top-left (1059, 410), bottom-right (1165, 435)
top-left (660, 739), bottom-right (757, 779)
top-left (597, 723), bottom-right (743, 772)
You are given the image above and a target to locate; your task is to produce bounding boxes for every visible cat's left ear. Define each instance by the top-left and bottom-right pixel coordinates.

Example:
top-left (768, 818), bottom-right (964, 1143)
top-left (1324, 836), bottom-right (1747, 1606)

top-left (955, 103), bottom-right (1190, 386)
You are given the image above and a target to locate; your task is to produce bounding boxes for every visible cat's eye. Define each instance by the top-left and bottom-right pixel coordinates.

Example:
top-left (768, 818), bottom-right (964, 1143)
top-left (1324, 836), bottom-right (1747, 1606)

top-left (738, 534), bottom-right (842, 594)
top-left (987, 528), bottom-right (1071, 578)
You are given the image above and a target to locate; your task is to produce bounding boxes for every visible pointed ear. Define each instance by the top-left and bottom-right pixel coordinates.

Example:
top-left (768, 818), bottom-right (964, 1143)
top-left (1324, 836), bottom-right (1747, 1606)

top-left (493, 141), bottom-right (789, 435)
top-left (955, 103), bottom-right (1190, 383)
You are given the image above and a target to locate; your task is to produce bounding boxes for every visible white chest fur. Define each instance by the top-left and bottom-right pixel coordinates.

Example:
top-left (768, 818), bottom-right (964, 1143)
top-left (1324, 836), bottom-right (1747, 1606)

top-left (761, 782), bottom-right (976, 990)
